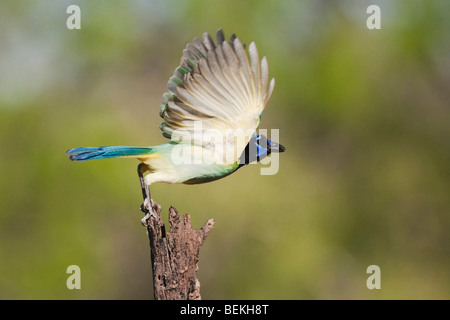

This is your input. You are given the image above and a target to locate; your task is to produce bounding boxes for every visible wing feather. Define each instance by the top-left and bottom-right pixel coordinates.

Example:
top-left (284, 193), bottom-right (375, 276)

top-left (248, 42), bottom-right (261, 97)
top-left (159, 29), bottom-right (274, 164)
top-left (216, 29), bottom-right (225, 44)
top-left (202, 32), bottom-right (215, 51)
top-left (233, 38), bottom-right (255, 101)
top-left (216, 44), bottom-right (248, 111)
top-left (204, 50), bottom-right (243, 110)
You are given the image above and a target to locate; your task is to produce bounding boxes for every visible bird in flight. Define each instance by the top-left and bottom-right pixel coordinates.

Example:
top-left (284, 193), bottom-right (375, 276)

top-left (67, 29), bottom-right (284, 213)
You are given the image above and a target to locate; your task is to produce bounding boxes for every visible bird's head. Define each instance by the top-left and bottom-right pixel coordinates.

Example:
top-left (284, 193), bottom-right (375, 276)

top-left (238, 134), bottom-right (285, 166)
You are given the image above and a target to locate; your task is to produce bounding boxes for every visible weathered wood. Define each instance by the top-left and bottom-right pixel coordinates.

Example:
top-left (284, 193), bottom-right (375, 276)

top-left (138, 164), bottom-right (214, 300)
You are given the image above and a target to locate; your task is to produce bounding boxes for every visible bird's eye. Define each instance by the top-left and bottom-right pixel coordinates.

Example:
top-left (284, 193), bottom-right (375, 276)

top-left (255, 135), bottom-right (261, 141)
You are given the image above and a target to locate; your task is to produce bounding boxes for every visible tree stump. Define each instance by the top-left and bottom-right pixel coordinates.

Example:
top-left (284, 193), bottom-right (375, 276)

top-left (138, 164), bottom-right (214, 300)
top-left (144, 202), bottom-right (214, 300)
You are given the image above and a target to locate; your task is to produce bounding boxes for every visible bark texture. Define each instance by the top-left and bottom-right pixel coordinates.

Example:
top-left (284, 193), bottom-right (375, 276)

top-left (143, 200), bottom-right (214, 300)
top-left (138, 163), bottom-right (214, 299)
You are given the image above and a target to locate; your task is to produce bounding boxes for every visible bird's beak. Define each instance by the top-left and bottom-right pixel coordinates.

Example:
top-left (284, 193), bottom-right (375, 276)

top-left (270, 141), bottom-right (285, 153)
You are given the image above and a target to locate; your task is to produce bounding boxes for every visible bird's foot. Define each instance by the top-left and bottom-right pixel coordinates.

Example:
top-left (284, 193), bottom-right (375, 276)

top-left (140, 198), bottom-right (150, 214)
top-left (140, 198), bottom-right (161, 227)
top-left (140, 213), bottom-right (151, 227)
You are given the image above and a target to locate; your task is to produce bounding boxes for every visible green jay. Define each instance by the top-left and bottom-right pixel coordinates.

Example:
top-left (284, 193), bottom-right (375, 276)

top-left (67, 29), bottom-right (285, 211)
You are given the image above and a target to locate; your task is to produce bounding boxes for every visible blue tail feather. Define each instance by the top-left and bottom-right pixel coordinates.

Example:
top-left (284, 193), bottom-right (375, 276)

top-left (66, 146), bottom-right (152, 161)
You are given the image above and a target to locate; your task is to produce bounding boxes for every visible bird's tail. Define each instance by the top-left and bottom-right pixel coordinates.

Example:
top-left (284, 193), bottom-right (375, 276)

top-left (66, 146), bottom-right (153, 161)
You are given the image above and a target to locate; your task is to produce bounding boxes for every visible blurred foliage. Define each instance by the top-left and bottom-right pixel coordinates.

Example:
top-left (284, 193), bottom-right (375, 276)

top-left (0, 0), bottom-right (449, 299)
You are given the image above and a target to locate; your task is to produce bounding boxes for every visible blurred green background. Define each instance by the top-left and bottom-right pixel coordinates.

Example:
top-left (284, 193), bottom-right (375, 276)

top-left (0, 0), bottom-right (449, 299)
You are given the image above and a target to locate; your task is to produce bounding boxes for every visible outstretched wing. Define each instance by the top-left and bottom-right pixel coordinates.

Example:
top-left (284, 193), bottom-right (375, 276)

top-left (159, 29), bottom-right (275, 164)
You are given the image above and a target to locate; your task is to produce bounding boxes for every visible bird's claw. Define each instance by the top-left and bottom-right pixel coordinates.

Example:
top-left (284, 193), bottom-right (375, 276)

top-left (140, 212), bottom-right (151, 227)
top-left (140, 198), bottom-right (161, 227)
top-left (140, 198), bottom-right (150, 213)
